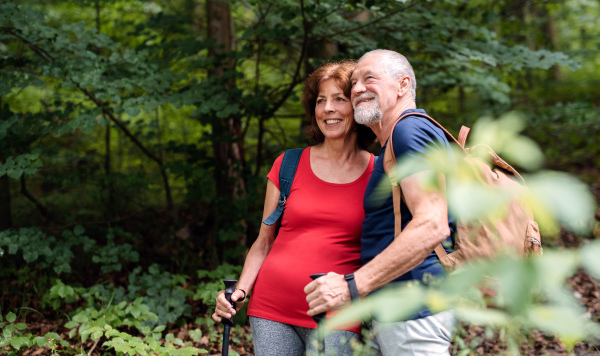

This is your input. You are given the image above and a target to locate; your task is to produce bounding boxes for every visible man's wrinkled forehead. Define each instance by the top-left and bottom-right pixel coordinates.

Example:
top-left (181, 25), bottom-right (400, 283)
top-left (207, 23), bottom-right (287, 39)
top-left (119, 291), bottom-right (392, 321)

top-left (351, 68), bottom-right (375, 82)
top-left (352, 55), bottom-right (382, 81)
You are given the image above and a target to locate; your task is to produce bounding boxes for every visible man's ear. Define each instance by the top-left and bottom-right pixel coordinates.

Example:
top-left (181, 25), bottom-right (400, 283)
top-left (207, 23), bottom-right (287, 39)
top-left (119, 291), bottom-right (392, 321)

top-left (398, 77), bottom-right (410, 97)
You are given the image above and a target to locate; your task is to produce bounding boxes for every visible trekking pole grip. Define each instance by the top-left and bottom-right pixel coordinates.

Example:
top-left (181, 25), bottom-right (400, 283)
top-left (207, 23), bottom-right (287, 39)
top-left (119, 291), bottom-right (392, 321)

top-left (222, 279), bottom-right (237, 326)
top-left (309, 273), bottom-right (327, 324)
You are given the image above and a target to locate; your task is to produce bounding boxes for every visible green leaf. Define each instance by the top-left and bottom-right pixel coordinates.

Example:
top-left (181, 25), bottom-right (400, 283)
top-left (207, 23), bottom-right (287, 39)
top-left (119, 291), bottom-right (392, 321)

top-left (92, 330), bottom-right (103, 341)
top-left (23, 250), bottom-right (38, 262)
top-left (15, 323), bottom-right (27, 330)
top-left (526, 171), bottom-right (596, 235)
top-left (6, 312), bottom-right (16, 323)
top-left (526, 305), bottom-right (597, 348)
top-left (74, 225), bottom-right (85, 236)
top-left (189, 329), bottom-right (202, 342)
top-left (10, 336), bottom-right (26, 350)
top-left (72, 314), bottom-right (89, 323)
top-left (454, 306), bottom-right (510, 326)
top-left (124, 105), bottom-right (141, 117)
top-left (6, 168), bottom-right (23, 179)
top-left (64, 321), bottom-right (79, 329)
top-left (34, 336), bottom-right (47, 347)
top-left (44, 332), bottom-right (61, 340)
top-left (580, 239), bottom-right (600, 280)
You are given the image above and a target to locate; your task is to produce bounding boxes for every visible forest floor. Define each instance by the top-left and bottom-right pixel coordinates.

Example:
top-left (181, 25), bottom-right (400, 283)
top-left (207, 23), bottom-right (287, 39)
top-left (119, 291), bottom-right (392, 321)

top-left (7, 242), bottom-right (600, 356)
top-left (6, 183), bottom-right (600, 356)
top-left (211, 182), bottom-right (600, 355)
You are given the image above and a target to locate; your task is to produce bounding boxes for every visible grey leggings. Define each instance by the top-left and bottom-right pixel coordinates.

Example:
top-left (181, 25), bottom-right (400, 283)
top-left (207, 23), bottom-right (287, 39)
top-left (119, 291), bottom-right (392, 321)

top-left (249, 316), bottom-right (359, 356)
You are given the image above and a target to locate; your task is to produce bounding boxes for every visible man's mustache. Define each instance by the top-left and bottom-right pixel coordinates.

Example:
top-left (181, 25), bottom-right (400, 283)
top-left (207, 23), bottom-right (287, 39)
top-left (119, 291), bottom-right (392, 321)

top-left (353, 92), bottom-right (378, 107)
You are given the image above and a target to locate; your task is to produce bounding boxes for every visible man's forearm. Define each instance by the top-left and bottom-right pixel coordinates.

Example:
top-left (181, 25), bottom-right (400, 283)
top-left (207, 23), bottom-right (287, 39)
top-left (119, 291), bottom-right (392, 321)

top-left (354, 217), bottom-right (449, 297)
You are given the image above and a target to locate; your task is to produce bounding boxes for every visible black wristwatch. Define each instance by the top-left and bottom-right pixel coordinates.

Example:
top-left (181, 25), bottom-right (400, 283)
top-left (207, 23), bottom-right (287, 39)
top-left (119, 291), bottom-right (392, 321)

top-left (344, 273), bottom-right (360, 301)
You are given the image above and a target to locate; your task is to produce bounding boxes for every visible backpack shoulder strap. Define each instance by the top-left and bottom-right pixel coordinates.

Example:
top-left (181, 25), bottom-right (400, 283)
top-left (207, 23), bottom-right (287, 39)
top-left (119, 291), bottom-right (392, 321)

top-left (262, 148), bottom-right (305, 226)
top-left (382, 112), bottom-right (456, 260)
top-left (383, 113), bottom-right (434, 238)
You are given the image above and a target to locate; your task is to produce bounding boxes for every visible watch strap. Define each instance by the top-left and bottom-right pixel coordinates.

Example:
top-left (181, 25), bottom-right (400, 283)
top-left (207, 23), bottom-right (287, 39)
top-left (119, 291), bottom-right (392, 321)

top-left (237, 289), bottom-right (247, 302)
top-left (344, 273), bottom-right (359, 301)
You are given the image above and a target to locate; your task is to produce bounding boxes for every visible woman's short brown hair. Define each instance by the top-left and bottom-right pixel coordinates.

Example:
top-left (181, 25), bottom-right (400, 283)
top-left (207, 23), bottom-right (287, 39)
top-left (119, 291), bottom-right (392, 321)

top-left (301, 61), bottom-right (376, 150)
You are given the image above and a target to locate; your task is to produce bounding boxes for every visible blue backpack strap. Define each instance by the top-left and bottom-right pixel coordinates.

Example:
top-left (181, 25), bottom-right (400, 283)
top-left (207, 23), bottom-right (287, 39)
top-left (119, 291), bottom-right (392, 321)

top-left (262, 148), bottom-right (304, 226)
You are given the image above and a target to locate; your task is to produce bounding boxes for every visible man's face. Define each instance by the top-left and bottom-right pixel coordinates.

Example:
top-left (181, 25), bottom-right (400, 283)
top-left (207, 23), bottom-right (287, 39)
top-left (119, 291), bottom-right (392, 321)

top-left (351, 54), bottom-right (399, 126)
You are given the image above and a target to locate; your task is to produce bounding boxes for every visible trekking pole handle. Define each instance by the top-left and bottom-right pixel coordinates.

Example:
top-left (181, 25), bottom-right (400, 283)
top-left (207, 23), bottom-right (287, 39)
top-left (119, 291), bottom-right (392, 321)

top-left (222, 279), bottom-right (237, 326)
top-left (309, 273), bottom-right (327, 324)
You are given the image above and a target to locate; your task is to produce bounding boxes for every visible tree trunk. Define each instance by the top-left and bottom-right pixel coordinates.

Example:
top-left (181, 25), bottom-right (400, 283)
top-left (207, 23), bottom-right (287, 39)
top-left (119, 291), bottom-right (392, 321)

top-left (206, 0), bottom-right (247, 264)
top-left (0, 175), bottom-right (11, 230)
top-left (540, 5), bottom-right (561, 81)
top-left (0, 98), bottom-right (11, 230)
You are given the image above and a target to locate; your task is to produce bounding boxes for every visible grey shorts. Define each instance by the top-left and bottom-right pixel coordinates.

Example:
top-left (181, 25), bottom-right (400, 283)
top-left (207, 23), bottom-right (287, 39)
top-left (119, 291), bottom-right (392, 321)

top-left (370, 310), bottom-right (456, 356)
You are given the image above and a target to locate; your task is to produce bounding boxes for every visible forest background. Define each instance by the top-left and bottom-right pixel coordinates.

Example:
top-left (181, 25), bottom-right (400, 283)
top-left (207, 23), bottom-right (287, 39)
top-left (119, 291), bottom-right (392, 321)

top-left (1, 0), bottom-right (599, 355)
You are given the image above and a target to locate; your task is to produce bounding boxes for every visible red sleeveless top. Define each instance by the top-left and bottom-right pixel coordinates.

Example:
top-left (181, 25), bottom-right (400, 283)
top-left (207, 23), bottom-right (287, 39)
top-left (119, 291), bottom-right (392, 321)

top-left (247, 147), bottom-right (374, 332)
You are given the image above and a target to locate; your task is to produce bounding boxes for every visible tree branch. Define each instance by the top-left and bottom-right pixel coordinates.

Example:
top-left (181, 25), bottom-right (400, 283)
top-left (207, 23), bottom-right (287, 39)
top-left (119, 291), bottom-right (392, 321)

top-left (262, 0), bottom-right (310, 120)
top-left (313, 2), bottom-right (417, 41)
top-left (20, 175), bottom-right (49, 218)
top-left (77, 86), bottom-right (163, 165)
top-left (3, 28), bottom-right (175, 213)
top-left (250, 0), bottom-right (309, 175)
top-left (78, 85), bottom-right (175, 212)
top-left (88, 336), bottom-right (101, 356)
top-left (0, 27), bottom-right (55, 63)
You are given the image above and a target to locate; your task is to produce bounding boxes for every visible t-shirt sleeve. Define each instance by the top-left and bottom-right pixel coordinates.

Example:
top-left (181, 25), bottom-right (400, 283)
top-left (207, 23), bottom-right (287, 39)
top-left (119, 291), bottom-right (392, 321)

top-left (266, 153), bottom-right (285, 190)
top-left (392, 116), bottom-right (448, 173)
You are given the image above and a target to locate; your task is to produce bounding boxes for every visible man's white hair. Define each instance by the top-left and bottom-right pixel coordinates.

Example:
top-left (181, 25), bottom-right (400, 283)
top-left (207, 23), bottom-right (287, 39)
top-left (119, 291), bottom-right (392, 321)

top-left (359, 49), bottom-right (417, 101)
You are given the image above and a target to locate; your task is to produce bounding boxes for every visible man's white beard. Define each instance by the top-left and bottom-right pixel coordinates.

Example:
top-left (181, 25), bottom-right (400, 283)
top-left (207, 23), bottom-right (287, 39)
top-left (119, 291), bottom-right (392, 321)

top-left (353, 93), bottom-right (383, 126)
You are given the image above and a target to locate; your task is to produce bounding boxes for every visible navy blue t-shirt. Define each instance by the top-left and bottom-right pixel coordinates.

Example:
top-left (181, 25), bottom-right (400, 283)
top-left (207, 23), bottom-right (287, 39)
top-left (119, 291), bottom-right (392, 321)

top-left (361, 109), bottom-right (456, 318)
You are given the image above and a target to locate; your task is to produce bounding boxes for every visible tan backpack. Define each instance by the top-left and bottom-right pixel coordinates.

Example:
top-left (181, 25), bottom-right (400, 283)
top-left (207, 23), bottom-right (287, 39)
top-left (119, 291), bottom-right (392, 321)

top-left (383, 113), bottom-right (542, 271)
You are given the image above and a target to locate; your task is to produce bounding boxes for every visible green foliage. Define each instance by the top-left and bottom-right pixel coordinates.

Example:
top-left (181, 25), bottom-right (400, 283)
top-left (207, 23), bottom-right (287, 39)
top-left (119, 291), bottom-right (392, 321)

top-left (193, 263), bottom-right (243, 307)
top-left (0, 149), bottom-right (43, 179)
top-left (41, 279), bottom-right (84, 310)
top-left (66, 297), bottom-right (159, 342)
top-left (102, 325), bottom-right (207, 355)
top-left (0, 226), bottom-right (95, 274)
top-left (92, 228), bottom-right (139, 273)
top-left (525, 101), bottom-right (600, 170)
top-left (329, 243), bottom-right (600, 351)
top-left (0, 306), bottom-right (207, 355)
top-left (125, 265), bottom-right (192, 327)
top-left (0, 0), bottom-right (598, 353)
top-left (0, 312), bottom-right (68, 352)
top-left (0, 225), bottom-right (144, 283)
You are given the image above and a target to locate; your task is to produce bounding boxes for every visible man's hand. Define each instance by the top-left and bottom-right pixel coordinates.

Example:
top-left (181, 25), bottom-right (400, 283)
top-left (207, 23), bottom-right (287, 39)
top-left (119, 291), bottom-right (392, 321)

top-left (304, 272), bottom-right (351, 316)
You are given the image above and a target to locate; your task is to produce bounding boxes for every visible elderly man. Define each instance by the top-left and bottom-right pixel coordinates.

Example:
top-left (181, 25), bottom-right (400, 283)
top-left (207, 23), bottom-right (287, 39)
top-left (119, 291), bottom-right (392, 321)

top-left (304, 49), bottom-right (456, 355)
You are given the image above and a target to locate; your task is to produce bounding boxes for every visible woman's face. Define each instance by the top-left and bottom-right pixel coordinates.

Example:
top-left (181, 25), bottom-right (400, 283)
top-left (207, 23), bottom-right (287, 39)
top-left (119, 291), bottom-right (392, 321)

top-left (314, 79), bottom-right (355, 142)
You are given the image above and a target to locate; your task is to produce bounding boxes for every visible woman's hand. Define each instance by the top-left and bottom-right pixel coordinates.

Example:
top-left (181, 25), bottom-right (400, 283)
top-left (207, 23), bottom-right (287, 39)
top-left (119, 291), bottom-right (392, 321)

top-left (211, 289), bottom-right (247, 323)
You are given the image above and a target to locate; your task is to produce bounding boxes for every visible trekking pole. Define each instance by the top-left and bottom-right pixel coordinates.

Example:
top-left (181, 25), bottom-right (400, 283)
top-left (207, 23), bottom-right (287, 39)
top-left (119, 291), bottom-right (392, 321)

top-left (221, 279), bottom-right (237, 356)
top-left (310, 273), bottom-right (327, 356)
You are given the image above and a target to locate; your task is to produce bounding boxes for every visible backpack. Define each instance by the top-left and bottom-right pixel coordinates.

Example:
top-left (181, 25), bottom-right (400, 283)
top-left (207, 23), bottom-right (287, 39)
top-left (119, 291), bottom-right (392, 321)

top-left (382, 113), bottom-right (542, 271)
top-left (262, 148), bottom-right (305, 226)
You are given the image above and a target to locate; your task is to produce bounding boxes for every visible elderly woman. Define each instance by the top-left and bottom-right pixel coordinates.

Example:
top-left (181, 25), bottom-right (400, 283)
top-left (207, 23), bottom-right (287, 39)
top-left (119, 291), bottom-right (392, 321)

top-left (212, 61), bottom-right (375, 355)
